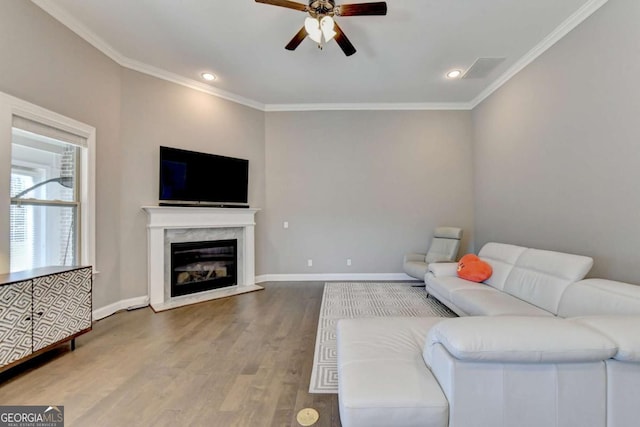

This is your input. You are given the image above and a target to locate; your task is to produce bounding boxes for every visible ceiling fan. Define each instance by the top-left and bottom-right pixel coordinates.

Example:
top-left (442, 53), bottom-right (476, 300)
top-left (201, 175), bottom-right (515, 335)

top-left (255, 0), bottom-right (387, 56)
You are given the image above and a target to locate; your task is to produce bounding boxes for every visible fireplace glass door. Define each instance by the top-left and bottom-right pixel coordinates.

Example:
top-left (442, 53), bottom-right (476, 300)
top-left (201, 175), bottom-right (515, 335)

top-left (170, 239), bottom-right (237, 297)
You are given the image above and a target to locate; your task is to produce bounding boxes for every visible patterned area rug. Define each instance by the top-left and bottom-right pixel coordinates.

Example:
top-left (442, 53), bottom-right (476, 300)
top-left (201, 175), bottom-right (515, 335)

top-left (309, 282), bottom-right (456, 393)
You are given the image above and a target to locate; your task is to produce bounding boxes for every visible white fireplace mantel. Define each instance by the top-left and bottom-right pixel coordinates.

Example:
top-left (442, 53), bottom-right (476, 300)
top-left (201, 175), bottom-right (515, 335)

top-left (143, 206), bottom-right (262, 311)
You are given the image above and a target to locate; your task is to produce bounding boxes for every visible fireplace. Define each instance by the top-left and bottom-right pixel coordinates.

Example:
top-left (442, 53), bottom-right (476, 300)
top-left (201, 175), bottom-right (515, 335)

top-left (170, 239), bottom-right (238, 297)
top-left (144, 206), bottom-right (262, 311)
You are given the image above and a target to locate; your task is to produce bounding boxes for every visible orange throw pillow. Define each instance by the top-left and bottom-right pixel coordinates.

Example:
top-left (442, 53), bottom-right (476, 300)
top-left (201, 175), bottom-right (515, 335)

top-left (457, 254), bottom-right (493, 283)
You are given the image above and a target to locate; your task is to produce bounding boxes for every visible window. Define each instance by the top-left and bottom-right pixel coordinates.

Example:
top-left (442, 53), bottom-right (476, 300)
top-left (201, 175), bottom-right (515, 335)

top-left (10, 166), bottom-right (39, 271)
top-left (0, 91), bottom-right (96, 274)
top-left (10, 128), bottom-right (81, 272)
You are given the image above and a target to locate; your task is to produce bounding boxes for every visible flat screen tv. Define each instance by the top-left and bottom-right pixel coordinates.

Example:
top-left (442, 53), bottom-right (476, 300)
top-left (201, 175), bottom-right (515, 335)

top-left (159, 146), bottom-right (249, 207)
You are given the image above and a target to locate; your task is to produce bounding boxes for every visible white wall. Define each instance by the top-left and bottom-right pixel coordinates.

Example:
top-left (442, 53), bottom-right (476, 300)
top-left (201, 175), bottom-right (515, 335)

top-left (472, 0), bottom-right (640, 283)
top-left (262, 110), bottom-right (475, 275)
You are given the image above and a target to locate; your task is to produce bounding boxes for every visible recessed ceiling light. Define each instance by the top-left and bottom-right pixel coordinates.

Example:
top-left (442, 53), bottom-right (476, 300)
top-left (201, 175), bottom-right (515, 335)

top-left (446, 69), bottom-right (462, 79)
top-left (201, 72), bottom-right (216, 82)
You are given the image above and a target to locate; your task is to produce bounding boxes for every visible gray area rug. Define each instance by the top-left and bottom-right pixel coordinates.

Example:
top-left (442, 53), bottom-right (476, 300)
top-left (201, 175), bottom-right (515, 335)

top-left (309, 282), bottom-right (456, 393)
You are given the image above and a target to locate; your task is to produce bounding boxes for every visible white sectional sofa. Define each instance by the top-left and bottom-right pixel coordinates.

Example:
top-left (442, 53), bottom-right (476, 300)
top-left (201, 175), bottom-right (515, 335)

top-left (425, 242), bottom-right (594, 317)
top-left (336, 242), bottom-right (640, 427)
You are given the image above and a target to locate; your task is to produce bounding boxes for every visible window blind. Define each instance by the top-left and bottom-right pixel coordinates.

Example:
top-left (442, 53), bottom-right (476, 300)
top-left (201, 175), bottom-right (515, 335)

top-left (12, 115), bottom-right (88, 148)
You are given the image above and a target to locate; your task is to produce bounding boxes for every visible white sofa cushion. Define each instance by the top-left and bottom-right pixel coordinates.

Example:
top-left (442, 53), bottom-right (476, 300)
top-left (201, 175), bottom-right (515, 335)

top-left (503, 248), bottom-right (593, 315)
top-left (337, 317), bottom-right (448, 427)
top-left (571, 315), bottom-right (640, 362)
top-left (477, 242), bottom-right (527, 290)
top-left (558, 279), bottom-right (640, 318)
top-left (450, 288), bottom-right (553, 317)
top-left (424, 316), bottom-right (617, 365)
top-left (427, 275), bottom-right (491, 302)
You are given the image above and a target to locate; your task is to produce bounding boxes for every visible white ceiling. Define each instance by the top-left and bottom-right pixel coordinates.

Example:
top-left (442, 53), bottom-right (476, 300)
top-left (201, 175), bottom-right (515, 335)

top-left (33, 0), bottom-right (606, 110)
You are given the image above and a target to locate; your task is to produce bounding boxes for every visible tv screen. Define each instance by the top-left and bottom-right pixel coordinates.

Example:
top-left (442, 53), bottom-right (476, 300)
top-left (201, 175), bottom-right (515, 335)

top-left (159, 146), bottom-right (249, 206)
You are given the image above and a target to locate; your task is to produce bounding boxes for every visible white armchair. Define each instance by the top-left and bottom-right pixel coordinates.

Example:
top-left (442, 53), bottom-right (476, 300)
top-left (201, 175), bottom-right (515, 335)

top-left (403, 226), bottom-right (463, 280)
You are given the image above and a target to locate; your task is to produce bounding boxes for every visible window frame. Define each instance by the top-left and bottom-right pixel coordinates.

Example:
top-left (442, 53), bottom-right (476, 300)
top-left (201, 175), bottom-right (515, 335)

top-left (0, 91), bottom-right (96, 274)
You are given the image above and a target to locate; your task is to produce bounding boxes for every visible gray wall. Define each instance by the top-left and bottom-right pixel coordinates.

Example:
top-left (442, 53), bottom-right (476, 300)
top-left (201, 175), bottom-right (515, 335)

top-left (0, 0), bottom-right (123, 308)
top-left (472, 0), bottom-right (640, 283)
top-left (262, 111), bottom-right (474, 274)
top-left (119, 70), bottom-right (265, 299)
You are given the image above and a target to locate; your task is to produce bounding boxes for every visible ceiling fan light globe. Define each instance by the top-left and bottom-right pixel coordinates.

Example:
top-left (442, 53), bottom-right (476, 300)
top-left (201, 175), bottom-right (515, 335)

top-left (309, 30), bottom-right (322, 43)
top-left (304, 16), bottom-right (322, 43)
top-left (304, 16), bottom-right (319, 32)
top-left (320, 16), bottom-right (336, 41)
top-left (320, 16), bottom-right (334, 28)
top-left (323, 29), bottom-right (336, 42)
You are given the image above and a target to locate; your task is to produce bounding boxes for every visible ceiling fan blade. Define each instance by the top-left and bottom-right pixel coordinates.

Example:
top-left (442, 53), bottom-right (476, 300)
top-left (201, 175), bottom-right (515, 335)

top-left (254, 0), bottom-right (307, 12)
top-left (333, 22), bottom-right (356, 56)
top-left (336, 2), bottom-right (387, 16)
top-left (285, 27), bottom-right (308, 50)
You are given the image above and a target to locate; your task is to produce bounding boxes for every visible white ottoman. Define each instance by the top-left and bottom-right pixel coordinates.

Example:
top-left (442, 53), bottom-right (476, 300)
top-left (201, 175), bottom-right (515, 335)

top-left (337, 317), bottom-right (449, 427)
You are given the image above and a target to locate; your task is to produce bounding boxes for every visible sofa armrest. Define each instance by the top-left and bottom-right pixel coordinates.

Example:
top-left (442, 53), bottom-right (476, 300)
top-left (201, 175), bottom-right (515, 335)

top-left (571, 315), bottom-right (640, 362)
top-left (424, 316), bottom-right (617, 365)
top-left (403, 252), bottom-right (426, 264)
top-left (427, 262), bottom-right (459, 277)
top-left (426, 332), bottom-right (610, 427)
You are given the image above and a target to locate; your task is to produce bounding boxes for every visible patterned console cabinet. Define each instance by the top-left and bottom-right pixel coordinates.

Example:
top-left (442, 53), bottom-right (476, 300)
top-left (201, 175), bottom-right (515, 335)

top-left (0, 266), bottom-right (92, 371)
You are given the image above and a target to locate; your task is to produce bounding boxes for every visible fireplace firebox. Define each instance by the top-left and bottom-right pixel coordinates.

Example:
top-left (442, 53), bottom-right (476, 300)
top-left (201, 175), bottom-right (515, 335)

top-left (170, 239), bottom-right (238, 297)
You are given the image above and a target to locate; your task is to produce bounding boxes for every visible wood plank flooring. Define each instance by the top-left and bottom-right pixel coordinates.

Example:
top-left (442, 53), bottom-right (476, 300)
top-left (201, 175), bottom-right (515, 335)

top-left (0, 282), bottom-right (341, 427)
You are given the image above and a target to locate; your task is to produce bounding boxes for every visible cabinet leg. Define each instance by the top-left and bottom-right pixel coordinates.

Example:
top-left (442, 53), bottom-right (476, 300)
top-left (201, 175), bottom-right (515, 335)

top-left (70, 338), bottom-right (76, 351)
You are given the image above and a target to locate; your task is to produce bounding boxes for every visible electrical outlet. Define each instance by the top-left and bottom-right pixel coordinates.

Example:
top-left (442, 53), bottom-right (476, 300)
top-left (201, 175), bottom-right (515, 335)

top-left (283, 221), bottom-right (289, 229)
top-left (307, 259), bottom-right (313, 267)
top-left (347, 258), bottom-right (352, 266)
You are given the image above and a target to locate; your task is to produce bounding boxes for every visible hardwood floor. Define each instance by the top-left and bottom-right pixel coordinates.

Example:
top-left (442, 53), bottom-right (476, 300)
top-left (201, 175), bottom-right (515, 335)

top-left (0, 282), bottom-right (342, 427)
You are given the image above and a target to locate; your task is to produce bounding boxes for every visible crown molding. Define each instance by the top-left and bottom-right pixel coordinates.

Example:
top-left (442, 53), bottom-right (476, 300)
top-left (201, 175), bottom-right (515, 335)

top-left (264, 102), bottom-right (473, 112)
top-left (118, 57), bottom-right (265, 110)
top-left (33, 0), bottom-right (608, 113)
top-left (469, 0), bottom-right (608, 109)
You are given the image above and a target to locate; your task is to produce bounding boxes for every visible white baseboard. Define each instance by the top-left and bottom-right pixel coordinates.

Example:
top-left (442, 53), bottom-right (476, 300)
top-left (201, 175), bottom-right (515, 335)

top-left (93, 274), bottom-right (417, 319)
top-left (255, 273), bottom-right (416, 283)
top-left (92, 296), bottom-right (150, 321)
